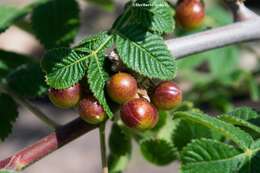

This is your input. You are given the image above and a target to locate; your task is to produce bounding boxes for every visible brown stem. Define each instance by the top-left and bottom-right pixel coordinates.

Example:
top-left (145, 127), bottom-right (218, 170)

top-left (0, 118), bottom-right (97, 171)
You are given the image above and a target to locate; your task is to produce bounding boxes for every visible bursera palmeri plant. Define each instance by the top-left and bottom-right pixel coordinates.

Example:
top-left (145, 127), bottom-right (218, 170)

top-left (0, 0), bottom-right (260, 173)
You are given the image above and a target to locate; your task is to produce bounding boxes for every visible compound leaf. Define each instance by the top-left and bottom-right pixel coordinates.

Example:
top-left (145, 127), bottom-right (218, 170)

top-left (78, 33), bottom-right (113, 118)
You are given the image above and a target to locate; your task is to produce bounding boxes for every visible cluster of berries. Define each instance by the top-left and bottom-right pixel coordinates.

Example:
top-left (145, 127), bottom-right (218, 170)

top-left (48, 72), bottom-right (182, 131)
top-left (48, 0), bottom-right (205, 130)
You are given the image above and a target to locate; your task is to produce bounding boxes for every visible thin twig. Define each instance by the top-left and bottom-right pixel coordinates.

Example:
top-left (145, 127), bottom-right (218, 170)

top-left (0, 118), bottom-right (97, 171)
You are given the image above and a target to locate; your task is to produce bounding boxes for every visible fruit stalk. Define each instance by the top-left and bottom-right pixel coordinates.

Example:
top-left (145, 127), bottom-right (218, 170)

top-left (0, 118), bottom-right (97, 171)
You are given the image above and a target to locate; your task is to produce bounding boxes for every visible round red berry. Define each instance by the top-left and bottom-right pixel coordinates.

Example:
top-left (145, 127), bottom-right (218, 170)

top-left (48, 83), bottom-right (81, 108)
top-left (176, 0), bottom-right (205, 30)
top-left (152, 81), bottom-right (182, 110)
top-left (120, 98), bottom-right (158, 131)
top-left (79, 96), bottom-right (106, 124)
top-left (107, 72), bottom-right (138, 104)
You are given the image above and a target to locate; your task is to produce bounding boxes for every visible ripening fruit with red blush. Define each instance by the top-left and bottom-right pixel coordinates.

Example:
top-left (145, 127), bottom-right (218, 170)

top-left (152, 81), bottom-right (182, 110)
top-left (48, 83), bottom-right (81, 108)
top-left (79, 96), bottom-right (106, 124)
top-left (176, 0), bottom-right (205, 30)
top-left (107, 72), bottom-right (138, 104)
top-left (120, 98), bottom-right (158, 131)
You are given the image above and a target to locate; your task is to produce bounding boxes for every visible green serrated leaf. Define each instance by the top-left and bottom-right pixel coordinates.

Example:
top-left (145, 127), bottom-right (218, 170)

top-left (172, 120), bottom-right (212, 151)
top-left (114, 25), bottom-right (176, 80)
top-left (181, 139), bottom-right (245, 173)
top-left (78, 33), bottom-right (113, 118)
top-left (7, 63), bottom-right (48, 98)
top-left (140, 138), bottom-right (177, 165)
top-left (41, 48), bottom-right (86, 89)
top-left (75, 32), bottom-right (111, 53)
top-left (109, 124), bottom-right (132, 156)
top-left (0, 50), bottom-right (33, 79)
top-left (128, 0), bottom-right (175, 33)
top-left (32, 0), bottom-right (80, 48)
top-left (0, 94), bottom-right (18, 141)
top-left (174, 111), bottom-right (254, 150)
top-left (87, 52), bottom-right (113, 118)
top-left (219, 107), bottom-right (260, 134)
